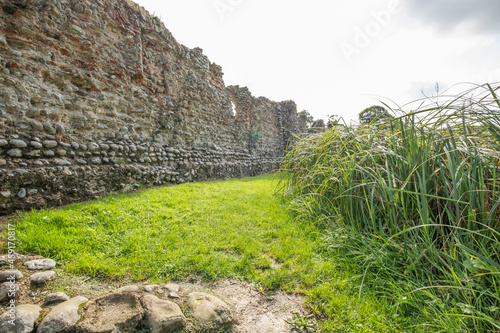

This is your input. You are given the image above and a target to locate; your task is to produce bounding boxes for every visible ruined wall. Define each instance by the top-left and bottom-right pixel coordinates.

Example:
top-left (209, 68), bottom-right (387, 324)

top-left (0, 0), bottom-right (303, 214)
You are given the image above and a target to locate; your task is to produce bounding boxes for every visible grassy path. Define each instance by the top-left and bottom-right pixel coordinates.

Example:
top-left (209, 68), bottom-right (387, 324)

top-left (14, 175), bottom-right (400, 332)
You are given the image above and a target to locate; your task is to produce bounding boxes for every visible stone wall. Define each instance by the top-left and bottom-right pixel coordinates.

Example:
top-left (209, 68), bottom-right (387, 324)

top-left (0, 0), bottom-right (304, 214)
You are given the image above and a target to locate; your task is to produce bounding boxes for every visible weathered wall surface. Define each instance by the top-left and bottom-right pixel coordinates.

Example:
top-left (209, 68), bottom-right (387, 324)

top-left (0, 0), bottom-right (303, 214)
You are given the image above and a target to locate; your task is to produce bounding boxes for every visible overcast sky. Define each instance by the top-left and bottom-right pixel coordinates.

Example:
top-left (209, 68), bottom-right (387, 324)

top-left (133, 0), bottom-right (500, 123)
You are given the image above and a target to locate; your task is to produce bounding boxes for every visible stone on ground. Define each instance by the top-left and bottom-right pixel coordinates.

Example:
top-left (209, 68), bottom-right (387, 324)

top-left (141, 294), bottom-right (186, 333)
top-left (44, 292), bottom-right (70, 306)
top-left (187, 292), bottom-right (233, 325)
top-left (153, 284), bottom-right (180, 299)
top-left (37, 296), bottom-right (88, 333)
top-left (0, 282), bottom-right (19, 302)
top-left (76, 292), bottom-right (144, 332)
top-left (163, 284), bottom-right (180, 293)
top-left (0, 270), bottom-right (23, 282)
top-left (24, 259), bottom-right (56, 270)
top-left (143, 284), bottom-right (159, 293)
top-left (0, 304), bottom-right (41, 333)
top-left (29, 271), bottom-right (56, 285)
top-left (114, 285), bottom-right (139, 293)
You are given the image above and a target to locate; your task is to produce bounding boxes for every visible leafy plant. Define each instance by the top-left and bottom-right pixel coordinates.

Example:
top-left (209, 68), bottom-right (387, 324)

top-left (285, 312), bottom-right (318, 332)
top-left (280, 83), bottom-right (500, 332)
top-left (251, 127), bottom-right (260, 143)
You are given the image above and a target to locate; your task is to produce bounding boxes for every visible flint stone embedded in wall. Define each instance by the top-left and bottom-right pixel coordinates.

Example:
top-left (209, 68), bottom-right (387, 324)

top-left (0, 0), bottom-right (301, 215)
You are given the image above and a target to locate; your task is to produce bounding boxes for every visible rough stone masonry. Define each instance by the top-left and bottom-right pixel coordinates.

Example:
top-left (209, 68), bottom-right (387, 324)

top-left (0, 0), bottom-right (305, 214)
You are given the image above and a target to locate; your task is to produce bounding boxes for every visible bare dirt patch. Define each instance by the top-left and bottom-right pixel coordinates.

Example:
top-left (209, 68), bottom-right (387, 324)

top-left (0, 253), bottom-right (310, 332)
top-left (178, 279), bottom-right (308, 333)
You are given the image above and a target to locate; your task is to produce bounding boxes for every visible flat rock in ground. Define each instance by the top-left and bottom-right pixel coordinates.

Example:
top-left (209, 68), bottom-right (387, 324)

top-left (0, 282), bottom-right (19, 302)
top-left (162, 284), bottom-right (180, 293)
top-left (114, 285), bottom-right (139, 293)
top-left (0, 270), bottom-right (23, 282)
top-left (168, 291), bottom-right (180, 299)
top-left (143, 284), bottom-right (159, 293)
top-left (77, 292), bottom-right (144, 332)
top-left (29, 271), bottom-right (56, 285)
top-left (187, 292), bottom-right (233, 325)
top-left (44, 292), bottom-right (70, 306)
top-left (37, 296), bottom-right (88, 333)
top-left (141, 294), bottom-right (186, 333)
top-left (154, 284), bottom-right (180, 298)
top-left (24, 259), bottom-right (56, 270)
top-left (0, 304), bottom-right (42, 333)
top-left (210, 280), bottom-right (308, 333)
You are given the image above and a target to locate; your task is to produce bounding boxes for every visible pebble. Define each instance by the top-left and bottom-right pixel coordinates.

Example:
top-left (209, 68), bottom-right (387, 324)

top-left (115, 285), bottom-right (139, 293)
top-left (0, 140), bottom-right (8, 146)
top-left (55, 123), bottom-right (65, 134)
top-left (30, 141), bottom-right (43, 148)
top-left (169, 291), bottom-right (180, 299)
top-left (43, 140), bottom-right (58, 148)
top-left (0, 270), bottom-right (23, 282)
top-left (9, 139), bottom-right (27, 148)
top-left (30, 120), bottom-right (44, 131)
top-left (24, 258), bottom-right (56, 270)
top-left (54, 158), bottom-right (71, 166)
top-left (87, 142), bottom-right (99, 151)
top-left (74, 3), bottom-right (85, 13)
top-left (143, 285), bottom-right (159, 293)
top-left (56, 149), bottom-right (67, 156)
top-left (43, 123), bottom-right (55, 134)
top-left (10, 49), bottom-right (23, 56)
top-left (0, 282), bottom-right (19, 302)
top-left (7, 149), bottom-right (22, 157)
top-left (26, 150), bottom-right (41, 157)
top-left (14, 169), bottom-right (27, 175)
top-left (30, 271), bottom-right (56, 285)
top-left (90, 157), bottom-right (102, 165)
top-left (17, 188), bottom-right (26, 198)
top-left (44, 292), bottom-right (70, 305)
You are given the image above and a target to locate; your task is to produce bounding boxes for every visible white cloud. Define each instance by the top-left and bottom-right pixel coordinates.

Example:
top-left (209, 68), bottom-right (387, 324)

top-left (404, 0), bottom-right (500, 35)
top-left (133, 0), bottom-right (500, 122)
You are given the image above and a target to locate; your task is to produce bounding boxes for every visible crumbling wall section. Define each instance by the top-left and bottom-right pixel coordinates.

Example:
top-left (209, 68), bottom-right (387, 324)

top-left (0, 0), bottom-right (300, 214)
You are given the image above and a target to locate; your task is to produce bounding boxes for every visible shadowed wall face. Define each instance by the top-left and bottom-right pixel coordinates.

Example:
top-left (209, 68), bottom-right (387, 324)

top-left (0, 0), bottom-right (302, 214)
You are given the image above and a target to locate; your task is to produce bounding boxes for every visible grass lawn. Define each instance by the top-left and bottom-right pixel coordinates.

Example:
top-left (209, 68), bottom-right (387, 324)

top-left (13, 174), bottom-right (401, 332)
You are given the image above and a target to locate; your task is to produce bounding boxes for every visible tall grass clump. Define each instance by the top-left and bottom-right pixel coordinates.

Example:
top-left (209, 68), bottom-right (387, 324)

top-left (280, 83), bottom-right (500, 332)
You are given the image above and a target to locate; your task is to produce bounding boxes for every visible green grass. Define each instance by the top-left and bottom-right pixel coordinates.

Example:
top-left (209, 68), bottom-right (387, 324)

top-left (13, 174), bottom-right (401, 332)
top-left (280, 83), bottom-right (500, 332)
